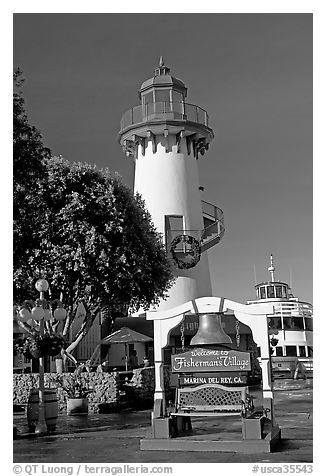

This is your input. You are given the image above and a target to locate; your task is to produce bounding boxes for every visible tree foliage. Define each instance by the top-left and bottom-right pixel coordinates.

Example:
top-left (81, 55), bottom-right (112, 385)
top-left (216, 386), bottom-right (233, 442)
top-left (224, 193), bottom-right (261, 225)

top-left (15, 157), bottom-right (174, 313)
top-left (13, 68), bottom-right (51, 272)
top-left (13, 72), bottom-right (174, 363)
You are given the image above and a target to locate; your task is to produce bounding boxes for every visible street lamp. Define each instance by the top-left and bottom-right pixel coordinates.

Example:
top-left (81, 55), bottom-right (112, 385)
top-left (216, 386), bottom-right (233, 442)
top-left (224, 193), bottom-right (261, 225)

top-left (34, 278), bottom-right (49, 434)
top-left (16, 278), bottom-right (67, 434)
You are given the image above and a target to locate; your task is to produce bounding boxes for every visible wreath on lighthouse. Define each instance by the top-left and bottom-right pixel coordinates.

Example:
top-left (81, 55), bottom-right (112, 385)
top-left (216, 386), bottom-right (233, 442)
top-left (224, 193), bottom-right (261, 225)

top-left (170, 234), bottom-right (201, 269)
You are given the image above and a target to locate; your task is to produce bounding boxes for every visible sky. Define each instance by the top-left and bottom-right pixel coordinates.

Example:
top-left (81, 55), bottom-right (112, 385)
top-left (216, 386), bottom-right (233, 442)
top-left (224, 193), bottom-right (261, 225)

top-left (13, 13), bottom-right (313, 304)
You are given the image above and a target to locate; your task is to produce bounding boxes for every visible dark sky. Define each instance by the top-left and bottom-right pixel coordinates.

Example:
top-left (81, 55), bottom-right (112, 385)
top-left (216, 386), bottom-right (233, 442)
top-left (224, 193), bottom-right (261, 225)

top-left (13, 13), bottom-right (313, 304)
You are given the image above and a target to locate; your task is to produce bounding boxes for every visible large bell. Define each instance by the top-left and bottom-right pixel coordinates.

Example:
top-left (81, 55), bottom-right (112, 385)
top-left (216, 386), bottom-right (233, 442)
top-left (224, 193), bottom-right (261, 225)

top-left (190, 313), bottom-right (232, 346)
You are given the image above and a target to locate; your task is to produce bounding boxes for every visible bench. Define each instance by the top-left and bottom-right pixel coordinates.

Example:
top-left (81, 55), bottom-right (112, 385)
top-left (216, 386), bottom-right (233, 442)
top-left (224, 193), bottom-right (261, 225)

top-left (170, 383), bottom-right (251, 417)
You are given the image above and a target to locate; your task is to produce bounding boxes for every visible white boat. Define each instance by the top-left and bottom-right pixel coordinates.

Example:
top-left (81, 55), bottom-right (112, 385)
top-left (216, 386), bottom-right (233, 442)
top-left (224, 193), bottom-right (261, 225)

top-left (247, 255), bottom-right (313, 377)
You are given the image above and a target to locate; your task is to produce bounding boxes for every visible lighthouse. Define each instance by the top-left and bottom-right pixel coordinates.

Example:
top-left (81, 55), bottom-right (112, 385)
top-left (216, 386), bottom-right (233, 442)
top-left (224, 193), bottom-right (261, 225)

top-left (118, 58), bottom-right (225, 311)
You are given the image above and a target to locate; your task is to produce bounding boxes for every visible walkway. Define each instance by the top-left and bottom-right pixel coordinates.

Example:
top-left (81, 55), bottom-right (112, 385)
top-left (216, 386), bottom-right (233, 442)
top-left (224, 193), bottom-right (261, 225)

top-left (13, 379), bottom-right (313, 463)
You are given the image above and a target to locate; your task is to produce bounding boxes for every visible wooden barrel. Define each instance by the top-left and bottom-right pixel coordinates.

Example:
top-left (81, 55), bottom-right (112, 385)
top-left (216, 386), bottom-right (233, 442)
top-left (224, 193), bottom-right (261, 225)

top-left (27, 388), bottom-right (58, 432)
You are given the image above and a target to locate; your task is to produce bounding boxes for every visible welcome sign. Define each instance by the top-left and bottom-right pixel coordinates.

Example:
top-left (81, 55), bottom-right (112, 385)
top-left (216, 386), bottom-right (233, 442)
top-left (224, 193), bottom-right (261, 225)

top-left (171, 348), bottom-right (251, 373)
top-left (179, 373), bottom-right (248, 386)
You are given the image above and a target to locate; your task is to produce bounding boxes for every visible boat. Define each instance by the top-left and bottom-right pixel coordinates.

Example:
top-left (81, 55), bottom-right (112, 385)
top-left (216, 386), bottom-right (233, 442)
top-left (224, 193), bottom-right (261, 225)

top-left (246, 255), bottom-right (313, 377)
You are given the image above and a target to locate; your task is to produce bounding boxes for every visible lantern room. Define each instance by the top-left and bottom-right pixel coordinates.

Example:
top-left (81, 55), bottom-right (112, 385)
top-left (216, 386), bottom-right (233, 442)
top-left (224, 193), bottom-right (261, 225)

top-left (139, 56), bottom-right (187, 106)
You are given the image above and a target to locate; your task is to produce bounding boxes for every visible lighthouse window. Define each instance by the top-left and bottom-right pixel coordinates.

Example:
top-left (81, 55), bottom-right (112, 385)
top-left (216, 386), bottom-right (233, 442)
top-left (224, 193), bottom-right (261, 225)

top-left (155, 90), bottom-right (170, 104)
top-left (285, 346), bottom-right (297, 357)
top-left (165, 215), bottom-right (184, 247)
top-left (267, 286), bottom-right (275, 298)
top-left (143, 92), bottom-right (154, 104)
top-left (172, 90), bottom-right (183, 103)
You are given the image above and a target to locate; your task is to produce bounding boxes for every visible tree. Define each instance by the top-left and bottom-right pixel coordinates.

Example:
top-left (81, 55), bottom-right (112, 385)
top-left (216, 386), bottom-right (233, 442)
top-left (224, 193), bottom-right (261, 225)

top-left (13, 71), bottom-right (174, 366)
top-left (13, 68), bottom-right (51, 277)
top-left (14, 158), bottom-right (174, 365)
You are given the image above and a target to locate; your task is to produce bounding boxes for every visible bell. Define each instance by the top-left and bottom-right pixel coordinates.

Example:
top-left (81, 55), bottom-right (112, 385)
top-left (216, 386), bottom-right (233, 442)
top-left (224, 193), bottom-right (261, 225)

top-left (190, 313), bottom-right (232, 346)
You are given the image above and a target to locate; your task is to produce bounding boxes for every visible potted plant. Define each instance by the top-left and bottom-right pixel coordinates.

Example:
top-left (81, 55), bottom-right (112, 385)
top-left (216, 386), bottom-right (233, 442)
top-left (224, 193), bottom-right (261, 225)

top-left (14, 337), bottom-right (32, 359)
top-left (39, 333), bottom-right (65, 356)
top-left (14, 335), bottom-right (44, 359)
top-left (14, 333), bottom-right (65, 359)
top-left (56, 364), bottom-right (93, 415)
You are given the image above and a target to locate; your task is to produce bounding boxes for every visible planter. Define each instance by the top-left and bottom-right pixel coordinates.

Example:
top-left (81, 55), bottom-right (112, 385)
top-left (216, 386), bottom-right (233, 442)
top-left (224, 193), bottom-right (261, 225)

top-left (27, 388), bottom-right (58, 433)
top-left (67, 398), bottom-right (88, 415)
top-left (242, 414), bottom-right (264, 440)
top-left (152, 417), bottom-right (172, 439)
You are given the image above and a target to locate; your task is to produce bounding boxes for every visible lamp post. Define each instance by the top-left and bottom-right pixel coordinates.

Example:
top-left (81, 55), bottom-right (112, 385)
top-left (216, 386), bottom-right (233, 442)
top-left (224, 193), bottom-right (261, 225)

top-left (33, 278), bottom-right (48, 434)
top-left (16, 278), bottom-right (67, 434)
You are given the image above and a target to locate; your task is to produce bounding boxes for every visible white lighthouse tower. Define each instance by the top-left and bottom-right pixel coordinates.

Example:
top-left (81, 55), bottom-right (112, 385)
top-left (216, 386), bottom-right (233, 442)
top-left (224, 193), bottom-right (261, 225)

top-left (118, 58), bottom-right (225, 311)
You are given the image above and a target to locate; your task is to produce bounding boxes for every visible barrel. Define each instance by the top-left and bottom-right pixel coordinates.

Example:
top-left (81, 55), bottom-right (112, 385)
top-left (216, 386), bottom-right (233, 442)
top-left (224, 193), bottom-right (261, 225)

top-left (27, 388), bottom-right (58, 432)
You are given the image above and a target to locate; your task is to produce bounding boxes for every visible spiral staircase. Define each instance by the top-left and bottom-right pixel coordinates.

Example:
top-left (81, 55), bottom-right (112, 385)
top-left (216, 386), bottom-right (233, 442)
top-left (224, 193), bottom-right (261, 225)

top-left (165, 200), bottom-right (225, 254)
top-left (200, 200), bottom-right (225, 252)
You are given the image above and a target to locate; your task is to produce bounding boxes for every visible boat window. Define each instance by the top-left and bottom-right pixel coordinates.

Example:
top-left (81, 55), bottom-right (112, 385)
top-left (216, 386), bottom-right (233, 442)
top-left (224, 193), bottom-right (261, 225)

top-left (283, 317), bottom-right (304, 330)
top-left (268, 317), bottom-right (282, 329)
top-left (305, 318), bottom-right (313, 331)
top-left (267, 286), bottom-right (275, 298)
top-left (299, 346), bottom-right (306, 357)
top-left (260, 287), bottom-right (266, 299)
top-left (275, 347), bottom-right (283, 356)
top-left (281, 286), bottom-right (288, 298)
top-left (275, 286), bottom-right (283, 298)
top-left (307, 346), bottom-right (313, 357)
top-left (285, 346), bottom-right (297, 356)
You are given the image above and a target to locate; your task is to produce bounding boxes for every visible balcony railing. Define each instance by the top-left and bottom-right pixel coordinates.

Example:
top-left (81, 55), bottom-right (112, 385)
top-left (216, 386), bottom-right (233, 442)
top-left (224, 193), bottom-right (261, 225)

top-left (120, 102), bottom-right (209, 131)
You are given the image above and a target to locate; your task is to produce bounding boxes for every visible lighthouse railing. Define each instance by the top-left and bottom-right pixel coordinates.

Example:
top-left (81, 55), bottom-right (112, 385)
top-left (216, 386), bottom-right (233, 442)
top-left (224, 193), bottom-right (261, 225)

top-left (120, 102), bottom-right (210, 131)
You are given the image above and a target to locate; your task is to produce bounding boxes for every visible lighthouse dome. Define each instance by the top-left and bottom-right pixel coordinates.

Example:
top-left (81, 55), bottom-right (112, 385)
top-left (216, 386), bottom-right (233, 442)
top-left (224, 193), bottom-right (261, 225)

top-left (139, 57), bottom-right (187, 100)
